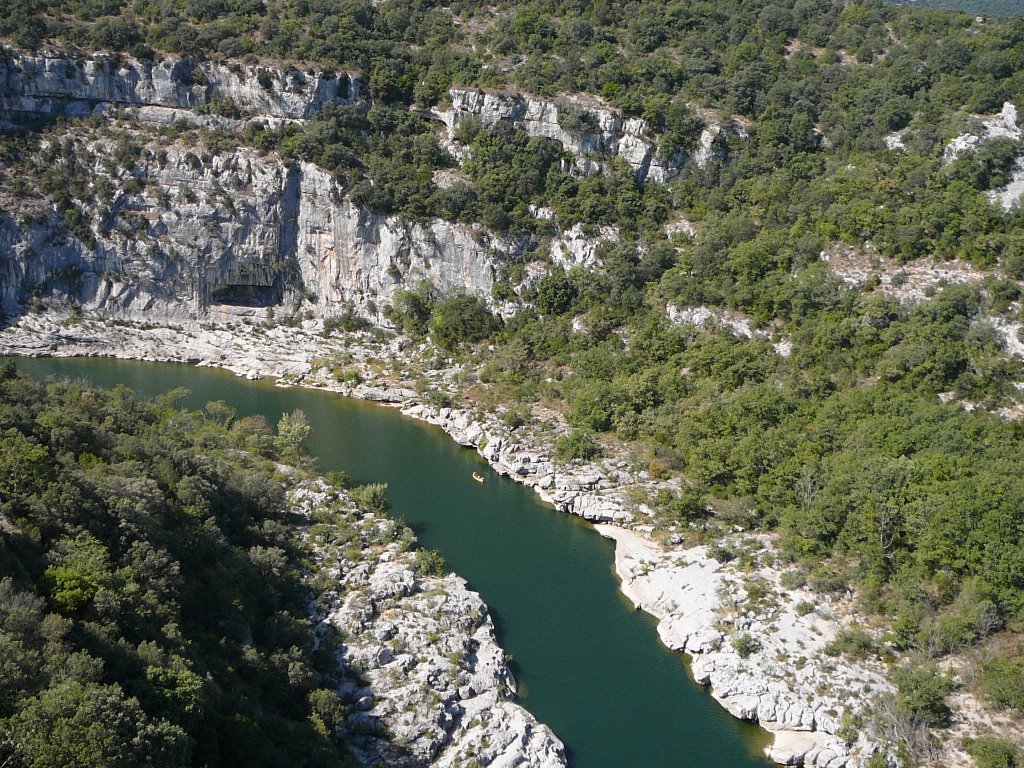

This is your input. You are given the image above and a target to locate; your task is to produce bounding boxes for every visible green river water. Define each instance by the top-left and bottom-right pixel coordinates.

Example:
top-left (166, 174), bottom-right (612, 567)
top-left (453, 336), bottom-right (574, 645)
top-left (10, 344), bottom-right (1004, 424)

top-left (10, 355), bottom-right (774, 768)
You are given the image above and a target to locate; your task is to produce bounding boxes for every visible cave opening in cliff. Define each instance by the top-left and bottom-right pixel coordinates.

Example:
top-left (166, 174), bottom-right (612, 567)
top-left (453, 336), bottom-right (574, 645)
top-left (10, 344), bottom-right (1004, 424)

top-left (210, 283), bottom-right (282, 307)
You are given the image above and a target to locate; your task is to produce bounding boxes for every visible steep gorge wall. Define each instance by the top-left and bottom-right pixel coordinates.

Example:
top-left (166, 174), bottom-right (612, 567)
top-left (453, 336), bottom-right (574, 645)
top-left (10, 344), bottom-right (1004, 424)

top-left (0, 137), bottom-right (520, 324)
top-left (0, 49), bottom-right (670, 324)
top-left (435, 88), bottom-right (686, 183)
top-left (0, 47), bottom-right (362, 120)
top-left (435, 87), bottom-right (738, 183)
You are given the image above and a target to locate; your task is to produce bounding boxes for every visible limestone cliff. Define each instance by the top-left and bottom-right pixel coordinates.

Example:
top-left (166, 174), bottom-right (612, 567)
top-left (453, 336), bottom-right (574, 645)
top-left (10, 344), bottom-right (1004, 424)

top-left (0, 128), bottom-right (522, 324)
top-left (434, 87), bottom-right (742, 183)
top-left (0, 46), bottom-right (362, 121)
top-left (434, 88), bottom-right (687, 183)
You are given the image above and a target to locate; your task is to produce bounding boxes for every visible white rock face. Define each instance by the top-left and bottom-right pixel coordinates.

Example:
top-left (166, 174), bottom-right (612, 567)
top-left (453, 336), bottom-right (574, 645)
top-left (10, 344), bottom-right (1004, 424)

top-left (693, 126), bottom-right (722, 168)
top-left (989, 160), bottom-right (1024, 211)
top-left (664, 216), bottom-right (697, 239)
top-left (666, 303), bottom-right (793, 356)
top-left (292, 482), bottom-right (567, 768)
top-left (295, 162), bottom-right (523, 323)
top-left (0, 47), bottom-right (362, 120)
top-left (0, 134), bottom-right (521, 323)
top-left (667, 304), bottom-right (762, 339)
top-left (595, 526), bottom-right (891, 768)
top-left (943, 102), bottom-right (1021, 163)
top-left (436, 88), bottom-right (688, 183)
top-left (548, 223), bottom-right (620, 270)
top-left (883, 130), bottom-right (907, 151)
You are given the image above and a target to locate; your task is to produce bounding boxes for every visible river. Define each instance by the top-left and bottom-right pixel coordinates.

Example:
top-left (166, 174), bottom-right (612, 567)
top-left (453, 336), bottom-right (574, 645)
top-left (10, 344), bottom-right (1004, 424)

top-left (10, 355), bottom-right (774, 768)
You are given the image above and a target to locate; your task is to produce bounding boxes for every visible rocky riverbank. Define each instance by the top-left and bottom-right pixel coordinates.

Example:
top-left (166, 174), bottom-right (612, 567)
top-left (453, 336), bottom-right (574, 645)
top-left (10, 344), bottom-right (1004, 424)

top-left (0, 311), bottom-right (892, 766)
top-left (291, 480), bottom-right (566, 767)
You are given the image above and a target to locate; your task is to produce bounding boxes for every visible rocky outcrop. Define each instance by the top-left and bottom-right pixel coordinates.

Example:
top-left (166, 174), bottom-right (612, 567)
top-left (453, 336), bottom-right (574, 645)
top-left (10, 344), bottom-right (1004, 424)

top-left (597, 526), bottom-right (891, 768)
top-left (666, 304), bottom-right (792, 357)
top-left (435, 88), bottom-right (687, 183)
top-left (989, 160), bottom-right (1024, 211)
top-left (0, 47), bottom-right (362, 120)
top-left (294, 165), bottom-right (523, 321)
top-left (547, 223), bottom-right (619, 271)
top-left (292, 481), bottom-right (566, 767)
top-left (0, 132), bottom-right (520, 324)
top-left (943, 101), bottom-right (1020, 163)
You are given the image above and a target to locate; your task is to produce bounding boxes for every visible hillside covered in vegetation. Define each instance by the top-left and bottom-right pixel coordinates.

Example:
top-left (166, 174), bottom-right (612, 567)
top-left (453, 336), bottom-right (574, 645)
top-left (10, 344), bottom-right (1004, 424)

top-left (0, 361), bottom-right (358, 766)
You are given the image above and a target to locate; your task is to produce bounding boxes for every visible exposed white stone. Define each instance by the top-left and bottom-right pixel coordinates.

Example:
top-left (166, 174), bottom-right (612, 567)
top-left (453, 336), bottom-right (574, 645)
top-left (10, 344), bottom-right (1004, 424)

top-left (0, 132), bottom-right (524, 324)
top-left (884, 130), bottom-right (907, 151)
top-left (943, 102), bottom-right (1020, 163)
top-left (667, 304), bottom-right (763, 339)
top-left (1, 46), bottom-right (362, 120)
top-left (989, 160), bottom-right (1024, 211)
top-left (665, 217), bottom-right (697, 239)
top-left (293, 482), bottom-right (566, 768)
top-left (594, 525), bottom-right (890, 767)
top-left (548, 223), bottom-right (619, 271)
top-left (435, 88), bottom-right (688, 183)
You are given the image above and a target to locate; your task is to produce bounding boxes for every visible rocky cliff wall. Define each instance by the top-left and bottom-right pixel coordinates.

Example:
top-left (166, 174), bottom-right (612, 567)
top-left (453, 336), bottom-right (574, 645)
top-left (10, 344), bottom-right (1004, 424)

top-left (0, 47), bottom-right (362, 120)
top-left (0, 132), bottom-right (522, 324)
top-left (434, 88), bottom-right (686, 183)
top-left (294, 164), bottom-right (524, 322)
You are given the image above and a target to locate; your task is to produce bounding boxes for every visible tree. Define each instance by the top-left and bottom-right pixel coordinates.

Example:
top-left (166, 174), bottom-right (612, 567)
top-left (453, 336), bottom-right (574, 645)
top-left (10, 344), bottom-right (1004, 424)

top-left (429, 294), bottom-right (500, 350)
top-left (2, 682), bottom-right (189, 768)
top-left (536, 267), bottom-right (577, 316)
top-left (275, 409), bottom-right (311, 460)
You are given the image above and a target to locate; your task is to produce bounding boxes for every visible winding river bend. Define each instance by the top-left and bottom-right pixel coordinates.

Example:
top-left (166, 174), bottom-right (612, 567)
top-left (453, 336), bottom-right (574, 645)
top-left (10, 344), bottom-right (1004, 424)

top-left (12, 356), bottom-right (773, 768)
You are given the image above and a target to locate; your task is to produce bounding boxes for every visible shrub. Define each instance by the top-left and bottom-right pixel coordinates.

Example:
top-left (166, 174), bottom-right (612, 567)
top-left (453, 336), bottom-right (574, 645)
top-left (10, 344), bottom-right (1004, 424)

top-left (732, 634), bottom-right (761, 659)
top-left (707, 544), bottom-right (735, 563)
top-left (499, 407), bottom-right (529, 430)
top-left (653, 486), bottom-right (708, 524)
top-left (978, 654), bottom-right (1024, 712)
top-left (415, 549), bottom-right (446, 576)
top-left (780, 570), bottom-right (807, 590)
top-left (824, 628), bottom-right (879, 660)
top-left (795, 601), bottom-right (816, 616)
top-left (556, 102), bottom-right (599, 136)
top-left (809, 569), bottom-right (848, 596)
top-left (322, 312), bottom-right (370, 335)
top-left (966, 736), bottom-right (1021, 768)
top-left (554, 430), bottom-right (602, 462)
top-left (892, 664), bottom-right (955, 728)
top-left (349, 483), bottom-right (389, 515)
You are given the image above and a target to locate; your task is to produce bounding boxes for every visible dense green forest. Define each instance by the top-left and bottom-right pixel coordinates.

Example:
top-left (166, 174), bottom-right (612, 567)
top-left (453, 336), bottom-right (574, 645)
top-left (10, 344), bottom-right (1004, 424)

top-left (0, 362), bottom-right (356, 767)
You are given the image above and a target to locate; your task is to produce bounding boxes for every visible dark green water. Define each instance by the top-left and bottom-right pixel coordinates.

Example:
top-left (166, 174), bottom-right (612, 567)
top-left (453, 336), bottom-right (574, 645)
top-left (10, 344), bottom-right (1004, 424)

top-left (10, 356), bottom-right (773, 768)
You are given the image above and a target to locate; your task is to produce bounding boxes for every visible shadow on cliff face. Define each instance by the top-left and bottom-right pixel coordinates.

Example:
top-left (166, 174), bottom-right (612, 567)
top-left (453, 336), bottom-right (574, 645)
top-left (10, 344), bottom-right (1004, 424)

top-left (209, 283), bottom-right (283, 307)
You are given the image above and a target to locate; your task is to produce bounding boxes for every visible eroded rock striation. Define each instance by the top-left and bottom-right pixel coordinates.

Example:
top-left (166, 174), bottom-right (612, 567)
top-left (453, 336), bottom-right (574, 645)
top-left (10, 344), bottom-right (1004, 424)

top-left (0, 131), bottom-right (520, 324)
top-left (0, 46), bottom-right (362, 121)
